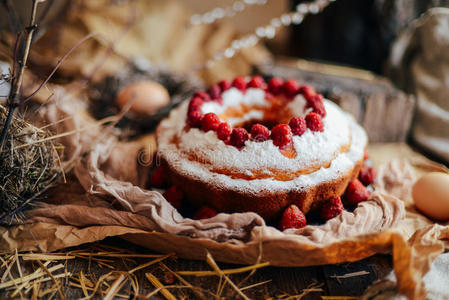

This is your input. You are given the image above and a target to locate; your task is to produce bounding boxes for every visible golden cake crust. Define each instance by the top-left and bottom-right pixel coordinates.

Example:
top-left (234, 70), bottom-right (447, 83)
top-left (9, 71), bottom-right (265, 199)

top-left (160, 155), bottom-right (364, 220)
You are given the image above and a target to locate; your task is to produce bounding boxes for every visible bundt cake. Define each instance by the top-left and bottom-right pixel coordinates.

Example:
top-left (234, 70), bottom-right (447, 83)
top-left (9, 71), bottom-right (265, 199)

top-left (156, 76), bottom-right (367, 220)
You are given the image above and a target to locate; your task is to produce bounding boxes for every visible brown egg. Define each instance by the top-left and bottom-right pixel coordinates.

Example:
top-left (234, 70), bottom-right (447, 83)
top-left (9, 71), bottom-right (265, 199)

top-left (116, 80), bottom-right (170, 116)
top-left (412, 172), bottom-right (449, 221)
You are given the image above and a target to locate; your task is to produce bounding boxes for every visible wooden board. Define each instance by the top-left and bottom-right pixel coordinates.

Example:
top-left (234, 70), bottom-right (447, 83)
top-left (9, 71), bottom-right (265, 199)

top-left (0, 237), bottom-right (392, 299)
top-left (258, 59), bottom-right (416, 143)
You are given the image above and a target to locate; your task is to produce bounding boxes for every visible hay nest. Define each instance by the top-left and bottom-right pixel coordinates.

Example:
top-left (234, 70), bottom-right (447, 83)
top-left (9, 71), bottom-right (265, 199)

top-left (0, 105), bottom-right (60, 224)
top-left (88, 62), bottom-right (203, 138)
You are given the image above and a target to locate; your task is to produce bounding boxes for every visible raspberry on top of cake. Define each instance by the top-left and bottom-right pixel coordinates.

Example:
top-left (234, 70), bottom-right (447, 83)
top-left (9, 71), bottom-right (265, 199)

top-left (156, 76), bottom-right (368, 222)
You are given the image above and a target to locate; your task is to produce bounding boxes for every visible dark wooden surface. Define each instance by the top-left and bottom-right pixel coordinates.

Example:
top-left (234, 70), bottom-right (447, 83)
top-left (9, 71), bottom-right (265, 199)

top-left (1, 236), bottom-right (393, 299)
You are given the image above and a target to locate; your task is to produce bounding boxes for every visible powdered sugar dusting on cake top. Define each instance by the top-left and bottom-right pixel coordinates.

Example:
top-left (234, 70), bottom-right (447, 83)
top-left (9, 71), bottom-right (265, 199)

top-left (157, 101), bottom-right (366, 193)
top-left (157, 83), bottom-right (366, 194)
top-left (167, 90), bottom-right (351, 172)
top-left (202, 88), bottom-right (268, 113)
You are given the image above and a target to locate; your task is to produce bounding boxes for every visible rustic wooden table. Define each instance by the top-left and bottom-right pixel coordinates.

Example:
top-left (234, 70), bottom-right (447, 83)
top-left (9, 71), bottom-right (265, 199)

top-left (0, 236), bottom-right (393, 299)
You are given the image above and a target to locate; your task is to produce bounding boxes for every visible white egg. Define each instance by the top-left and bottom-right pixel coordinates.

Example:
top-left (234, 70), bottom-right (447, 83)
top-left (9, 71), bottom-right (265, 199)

top-left (412, 172), bottom-right (449, 221)
top-left (116, 80), bottom-right (170, 116)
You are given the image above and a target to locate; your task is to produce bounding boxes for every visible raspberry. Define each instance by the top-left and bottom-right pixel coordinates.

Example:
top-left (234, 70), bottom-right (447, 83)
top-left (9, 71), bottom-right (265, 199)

top-left (265, 92), bottom-right (275, 100)
top-left (150, 167), bottom-right (166, 188)
top-left (320, 196), bottom-right (344, 220)
top-left (283, 79), bottom-right (300, 97)
top-left (194, 91), bottom-right (211, 102)
top-left (201, 112), bottom-right (221, 132)
top-left (187, 110), bottom-right (203, 128)
top-left (250, 124), bottom-right (270, 142)
top-left (279, 204), bottom-right (307, 231)
top-left (358, 166), bottom-right (376, 185)
top-left (232, 76), bottom-right (247, 91)
top-left (363, 151), bottom-right (369, 160)
top-left (270, 124), bottom-right (292, 147)
top-left (248, 75), bottom-right (267, 89)
top-left (217, 122), bottom-right (231, 141)
top-left (289, 116), bottom-right (306, 136)
top-left (208, 84), bottom-right (221, 100)
top-left (305, 112), bottom-right (324, 132)
top-left (193, 206), bottom-right (218, 220)
top-left (163, 186), bottom-right (183, 209)
top-left (310, 93), bottom-right (323, 103)
top-left (229, 128), bottom-right (249, 149)
top-left (299, 84), bottom-right (316, 101)
top-left (267, 77), bottom-right (284, 95)
top-left (218, 80), bottom-right (232, 92)
top-left (188, 96), bottom-right (203, 112)
top-left (344, 179), bottom-right (370, 205)
top-left (308, 96), bottom-right (326, 117)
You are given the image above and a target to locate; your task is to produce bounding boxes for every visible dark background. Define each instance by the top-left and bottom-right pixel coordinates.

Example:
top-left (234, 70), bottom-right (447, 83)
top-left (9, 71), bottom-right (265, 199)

top-left (286, 0), bottom-right (449, 73)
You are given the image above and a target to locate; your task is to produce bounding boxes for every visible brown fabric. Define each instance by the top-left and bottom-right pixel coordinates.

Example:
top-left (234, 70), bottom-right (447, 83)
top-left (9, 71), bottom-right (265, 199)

top-left (388, 8), bottom-right (449, 162)
top-left (1, 93), bottom-right (449, 299)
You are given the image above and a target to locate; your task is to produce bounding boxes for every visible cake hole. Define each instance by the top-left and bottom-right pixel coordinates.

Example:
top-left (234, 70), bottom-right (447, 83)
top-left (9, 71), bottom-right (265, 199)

top-left (236, 119), bottom-right (281, 131)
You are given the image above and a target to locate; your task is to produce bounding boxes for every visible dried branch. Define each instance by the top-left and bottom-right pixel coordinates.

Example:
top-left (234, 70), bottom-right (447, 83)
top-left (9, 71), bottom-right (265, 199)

top-left (22, 32), bottom-right (98, 103)
top-left (76, 0), bottom-right (137, 89)
top-left (0, 0), bottom-right (40, 150)
top-left (36, 260), bottom-right (65, 300)
top-left (11, 32), bottom-right (22, 78)
top-left (205, 251), bottom-right (250, 300)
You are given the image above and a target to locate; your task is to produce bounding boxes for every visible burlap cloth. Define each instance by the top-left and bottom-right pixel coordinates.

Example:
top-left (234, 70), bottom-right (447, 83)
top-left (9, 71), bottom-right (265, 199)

top-left (388, 7), bottom-right (449, 162)
top-left (1, 89), bottom-right (449, 299)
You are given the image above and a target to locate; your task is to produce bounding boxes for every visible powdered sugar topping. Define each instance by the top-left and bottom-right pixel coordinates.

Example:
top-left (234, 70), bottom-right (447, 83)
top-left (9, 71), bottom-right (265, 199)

top-left (167, 88), bottom-right (350, 171)
top-left (157, 86), bottom-right (366, 193)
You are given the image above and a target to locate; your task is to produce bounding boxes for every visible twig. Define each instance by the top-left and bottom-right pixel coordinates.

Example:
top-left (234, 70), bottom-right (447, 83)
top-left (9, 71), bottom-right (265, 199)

top-left (82, 0), bottom-right (137, 84)
top-left (238, 230), bottom-right (264, 287)
top-left (159, 262), bottom-right (209, 300)
top-left (10, 261), bottom-right (51, 297)
top-left (205, 251), bottom-right (250, 300)
top-left (0, 255), bottom-right (19, 291)
top-left (329, 271), bottom-right (370, 280)
top-left (11, 31), bottom-right (22, 79)
top-left (240, 279), bottom-right (271, 291)
top-left (177, 262), bottom-right (270, 277)
top-left (144, 284), bottom-right (192, 299)
top-left (128, 253), bottom-right (174, 274)
top-left (145, 273), bottom-right (177, 300)
top-left (79, 271), bottom-right (91, 298)
top-left (21, 254), bottom-right (76, 261)
top-left (103, 274), bottom-right (126, 300)
top-left (0, 0), bottom-right (40, 150)
top-left (14, 114), bottom-right (120, 150)
top-left (36, 260), bottom-right (65, 300)
top-left (22, 32), bottom-right (98, 103)
top-left (0, 263), bottom-right (64, 289)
